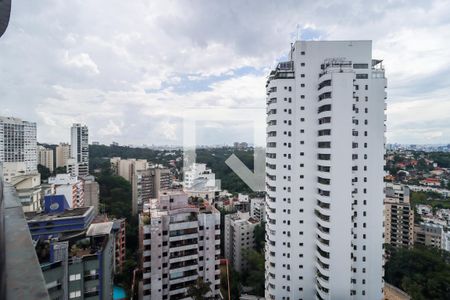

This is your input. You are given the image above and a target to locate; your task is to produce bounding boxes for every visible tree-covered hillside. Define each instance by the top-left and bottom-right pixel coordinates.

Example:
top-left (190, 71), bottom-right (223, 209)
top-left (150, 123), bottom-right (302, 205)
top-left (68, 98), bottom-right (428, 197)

top-left (89, 144), bottom-right (257, 194)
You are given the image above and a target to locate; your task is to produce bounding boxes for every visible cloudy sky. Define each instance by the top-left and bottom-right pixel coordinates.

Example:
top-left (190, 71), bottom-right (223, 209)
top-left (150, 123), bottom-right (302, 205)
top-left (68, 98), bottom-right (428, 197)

top-left (1, 0), bottom-right (449, 146)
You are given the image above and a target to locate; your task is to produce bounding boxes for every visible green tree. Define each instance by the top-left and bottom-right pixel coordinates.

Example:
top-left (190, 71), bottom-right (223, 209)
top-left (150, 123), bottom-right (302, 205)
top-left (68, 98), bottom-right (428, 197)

top-left (254, 222), bottom-right (266, 252)
top-left (384, 246), bottom-right (450, 300)
top-left (53, 166), bottom-right (67, 175)
top-left (187, 277), bottom-right (212, 300)
top-left (243, 249), bottom-right (265, 296)
top-left (37, 164), bottom-right (51, 181)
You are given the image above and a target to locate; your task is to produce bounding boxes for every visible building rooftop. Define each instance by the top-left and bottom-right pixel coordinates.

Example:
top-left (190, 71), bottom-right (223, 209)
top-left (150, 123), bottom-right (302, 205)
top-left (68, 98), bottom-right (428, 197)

top-left (87, 222), bottom-right (114, 236)
top-left (25, 206), bottom-right (92, 222)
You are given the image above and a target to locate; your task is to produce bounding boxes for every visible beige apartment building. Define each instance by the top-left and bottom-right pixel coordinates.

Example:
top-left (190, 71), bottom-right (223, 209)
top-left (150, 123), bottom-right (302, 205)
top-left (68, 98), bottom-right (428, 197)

top-left (414, 222), bottom-right (443, 248)
top-left (55, 143), bottom-right (70, 168)
top-left (38, 145), bottom-right (54, 172)
top-left (384, 183), bottom-right (414, 248)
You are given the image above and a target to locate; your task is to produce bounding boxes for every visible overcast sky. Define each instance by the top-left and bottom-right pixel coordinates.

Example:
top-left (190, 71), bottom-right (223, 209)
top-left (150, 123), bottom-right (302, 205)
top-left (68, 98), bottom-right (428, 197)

top-left (1, 0), bottom-right (449, 146)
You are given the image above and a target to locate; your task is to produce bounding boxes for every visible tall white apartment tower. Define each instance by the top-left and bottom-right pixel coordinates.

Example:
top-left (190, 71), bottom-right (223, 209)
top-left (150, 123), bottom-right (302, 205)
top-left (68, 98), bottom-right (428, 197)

top-left (0, 116), bottom-right (37, 178)
top-left (70, 123), bottom-right (89, 177)
top-left (265, 41), bottom-right (386, 300)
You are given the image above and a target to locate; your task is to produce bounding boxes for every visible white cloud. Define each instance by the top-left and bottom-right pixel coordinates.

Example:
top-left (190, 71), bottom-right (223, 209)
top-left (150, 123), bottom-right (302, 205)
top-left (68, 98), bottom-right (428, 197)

top-left (62, 51), bottom-right (100, 75)
top-left (1, 0), bottom-right (450, 145)
top-left (98, 120), bottom-right (123, 136)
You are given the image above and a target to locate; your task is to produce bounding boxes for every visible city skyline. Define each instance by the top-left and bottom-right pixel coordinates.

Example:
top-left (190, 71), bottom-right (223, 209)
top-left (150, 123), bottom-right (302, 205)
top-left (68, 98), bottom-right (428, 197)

top-left (1, 1), bottom-right (450, 145)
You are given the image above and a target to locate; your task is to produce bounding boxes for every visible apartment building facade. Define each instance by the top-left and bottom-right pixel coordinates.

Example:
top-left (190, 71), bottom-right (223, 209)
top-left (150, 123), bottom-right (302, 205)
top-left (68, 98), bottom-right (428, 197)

top-left (132, 167), bottom-right (171, 215)
top-left (384, 183), bottom-right (414, 248)
top-left (38, 145), bottom-right (54, 172)
top-left (265, 41), bottom-right (386, 299)
top-left (224, 211), bottom-right (260, 272)
top-left (414, 222), bottom-right (443, 248)
top-left (250, 197), bottom-right (266, 222)
top-left (139, 191), bottom-right (221, 299)
top-left (110, 157), bottom-right (148, 183)
top-left (56, 142), bottom-right (71, 168)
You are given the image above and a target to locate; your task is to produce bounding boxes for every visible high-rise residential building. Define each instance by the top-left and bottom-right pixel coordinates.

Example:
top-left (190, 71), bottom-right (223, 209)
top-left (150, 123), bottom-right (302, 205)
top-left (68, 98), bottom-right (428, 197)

top-left (110, 157), bottom-right (148, 183)
top-left (0, 116), bottom-right (37, 180)
top-left (70, 123), bottom-right (89, 177)
top-left (384, 183), bottom-right (414, 248)
top-left (132, 167), bottom-right (171, 215)
top-left (265, 41), bottom-right (386, 299)
top-left (37, 145), bottom-right (54, 172)
top-left (55, 142), bottom-right (71, 168)
top-left (224, 211), bottom-right (260, 272)
top-left (139, 191), bottom-right (221, 299)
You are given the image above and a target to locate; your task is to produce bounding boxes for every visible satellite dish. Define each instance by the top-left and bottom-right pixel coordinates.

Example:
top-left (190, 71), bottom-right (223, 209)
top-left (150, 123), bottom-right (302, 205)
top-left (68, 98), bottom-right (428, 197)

top-left (0, 0), bottom-right (12, 38)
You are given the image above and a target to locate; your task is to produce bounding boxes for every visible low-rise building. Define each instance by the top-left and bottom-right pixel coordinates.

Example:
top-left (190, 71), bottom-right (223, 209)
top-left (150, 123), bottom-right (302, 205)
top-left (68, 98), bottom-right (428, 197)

top-left (419, 177), bottom-right (441, 187)
top-left (224, 211), bottom-right (260, 272)
top-left (416, 204), bottom-right (432, 216)
top-left (384, 183), bottom-right (414, 248)
top-left (139, 190), bottom-right (221, 299)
